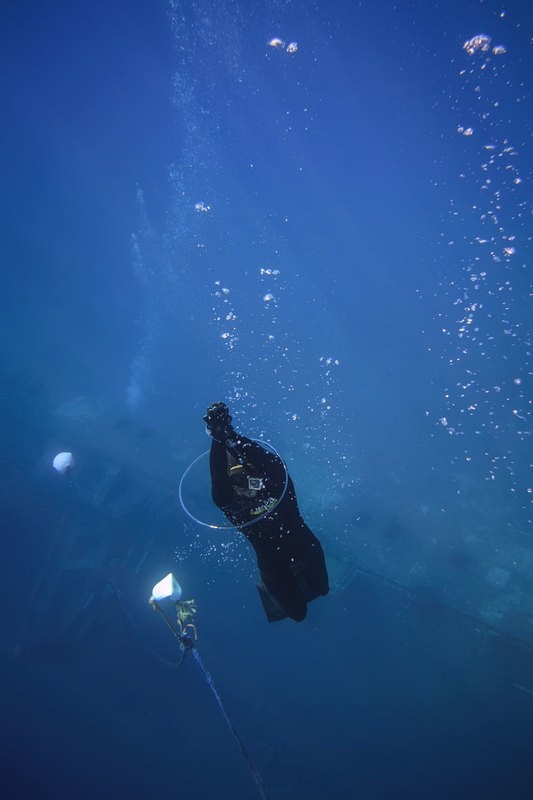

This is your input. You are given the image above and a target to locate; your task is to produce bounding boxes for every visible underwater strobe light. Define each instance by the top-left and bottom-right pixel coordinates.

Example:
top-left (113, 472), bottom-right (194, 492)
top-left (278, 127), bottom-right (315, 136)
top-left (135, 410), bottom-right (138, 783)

top-left (150, 573), bottom-right (182, 604)
top-left (149, 573), bottom-right (197, 650)
top-left (149, 573), bottom-right (271, 800)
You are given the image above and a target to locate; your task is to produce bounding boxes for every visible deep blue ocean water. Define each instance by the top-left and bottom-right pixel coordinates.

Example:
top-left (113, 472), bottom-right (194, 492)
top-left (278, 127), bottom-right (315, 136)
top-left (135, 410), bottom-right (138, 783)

top-left (1, 1), bottom-right (532, 798)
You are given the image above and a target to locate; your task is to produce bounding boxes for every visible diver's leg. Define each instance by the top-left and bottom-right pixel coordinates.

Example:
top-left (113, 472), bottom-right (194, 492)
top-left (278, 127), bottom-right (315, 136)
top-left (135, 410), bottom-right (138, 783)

top-left (260, 570), bottom-right (307, 622)
top-left (298, 542), bottom-right (329, 597)
top-left (256, 581), bottom-right (287, 623)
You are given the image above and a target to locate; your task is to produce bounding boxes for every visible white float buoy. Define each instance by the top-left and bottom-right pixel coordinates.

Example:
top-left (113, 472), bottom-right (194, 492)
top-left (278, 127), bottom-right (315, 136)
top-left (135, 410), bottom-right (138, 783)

top-left (52, 452), bottom-right (74, 475)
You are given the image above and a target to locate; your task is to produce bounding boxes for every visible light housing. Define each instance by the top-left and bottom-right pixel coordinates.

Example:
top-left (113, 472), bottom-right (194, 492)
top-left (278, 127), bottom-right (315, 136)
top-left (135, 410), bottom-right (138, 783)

top-left (150, 573), bottom-right (182, 604)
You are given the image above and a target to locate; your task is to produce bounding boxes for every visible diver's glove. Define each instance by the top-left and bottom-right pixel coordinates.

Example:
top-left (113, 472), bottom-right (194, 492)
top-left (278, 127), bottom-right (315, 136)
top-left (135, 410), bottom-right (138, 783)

top-left (204, 401), bottom-right (237, 443)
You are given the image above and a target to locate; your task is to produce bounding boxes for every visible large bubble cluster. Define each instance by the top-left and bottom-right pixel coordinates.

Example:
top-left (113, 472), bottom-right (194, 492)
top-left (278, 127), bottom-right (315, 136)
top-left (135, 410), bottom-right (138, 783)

top-left (209, 262), bottom-right (351, 498)
top-left (432, 31), bottom-right (531, 509)
top-left (174, 522), bottom-right (254, 582)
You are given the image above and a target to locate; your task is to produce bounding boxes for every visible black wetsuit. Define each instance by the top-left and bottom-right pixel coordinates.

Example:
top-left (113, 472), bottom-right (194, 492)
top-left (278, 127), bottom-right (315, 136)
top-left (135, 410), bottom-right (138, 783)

top-left (210, 436), bottom-right (329, 622)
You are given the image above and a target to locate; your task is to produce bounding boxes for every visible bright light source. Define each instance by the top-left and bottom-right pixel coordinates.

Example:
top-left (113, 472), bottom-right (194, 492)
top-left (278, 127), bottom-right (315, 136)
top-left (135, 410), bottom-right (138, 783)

top-left (150, 573), bottom-right (182, 604)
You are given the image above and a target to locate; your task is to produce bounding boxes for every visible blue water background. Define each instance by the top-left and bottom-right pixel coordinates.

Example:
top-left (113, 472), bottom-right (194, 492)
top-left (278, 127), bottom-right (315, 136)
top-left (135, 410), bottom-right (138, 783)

top-left (1, 1), bottom-right (532, 798)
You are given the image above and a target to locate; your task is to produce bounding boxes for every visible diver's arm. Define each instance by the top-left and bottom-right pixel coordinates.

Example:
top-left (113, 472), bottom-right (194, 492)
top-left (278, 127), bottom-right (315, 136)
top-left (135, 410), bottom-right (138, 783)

top-left (227, 435), bottom-right (286, 489)
top-left (204, 402), bottom-right (285, 503)
top-left (210, 439), bottom-right (233, 507)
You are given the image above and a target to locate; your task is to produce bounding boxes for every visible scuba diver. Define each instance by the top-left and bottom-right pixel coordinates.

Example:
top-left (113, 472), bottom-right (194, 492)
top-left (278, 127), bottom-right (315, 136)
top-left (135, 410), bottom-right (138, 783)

top-left (204, 402), bottom-right (329, 622)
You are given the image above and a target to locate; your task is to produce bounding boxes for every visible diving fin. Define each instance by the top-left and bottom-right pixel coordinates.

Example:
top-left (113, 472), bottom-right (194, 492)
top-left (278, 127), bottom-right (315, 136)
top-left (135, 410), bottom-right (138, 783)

top-left (256, 582), bottom-right (287, 623)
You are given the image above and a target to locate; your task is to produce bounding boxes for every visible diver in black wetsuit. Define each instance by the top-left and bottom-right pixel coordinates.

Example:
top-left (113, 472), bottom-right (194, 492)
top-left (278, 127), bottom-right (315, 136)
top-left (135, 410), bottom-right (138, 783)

top-left (204, 402), bottom-right (329, 623)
